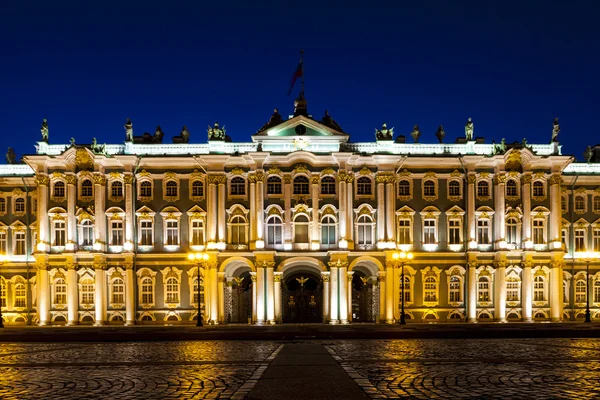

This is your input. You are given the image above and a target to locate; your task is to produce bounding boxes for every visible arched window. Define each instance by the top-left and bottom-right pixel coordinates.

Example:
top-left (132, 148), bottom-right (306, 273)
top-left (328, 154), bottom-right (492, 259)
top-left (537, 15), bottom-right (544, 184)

top-left (534, 275), bottom-right (546, 302)
top-left (321, 176), bottom-right (336, 195)
top-left (141, 277), bottom-right (153, 304)
top-left (321, 215), bottom-right (337, 248)
top-left (506, 179), bottom-right (518, 197)
top-left (594, 196), bottom-right (600, 214)
top-left (80, 220), bottom-right (94, 246)
top-left (0, 198), bottom-right (5, 214)
top-left (398, 180), bottom-right (410, 197)
top-left (54, 181), bottom-right (66, 198)
top-left (140, 181), bottom-right (152, 198)
top-left (594, 280), bottom-right (600, 303)
top-left (165, 181), bottom-right (178, 197)
top-left (0, 280), bottom-right (6, 308)
top-left (423, 180), bottom-right (435, 197)
top-left (111, 278), bottom-right (125, 304)
top-left (449, 276), bottom-right (461, 302)
top-left (357, 177), bottom-right (372, 195)
top-left (477, 181), bottom-right (489, 197)
top-left (230, 177), bottom-right (246, 195)
top-left (15, 198), bottom-right (25, 213)
top-left (81, 179), bottom-right (93, 197)
top-left (190, 220), bottom-right (204, 246)
top-left (424, 276), bottom-right (437, 302)
top-left (192, 277), bottom-right (205, 305)
top-left (448, 180), bottom-right (460, 197)
top-left (294, 214), bottom-right (309, 243)
top-left (402, 275), bottom-right (412, 302)
top-left (506, 277), bottom-right (520, 301)
top-left (165, 277), bottom-right (179, 303)
top-left (293, 176), bottom-right (309, 195)
top-left (478, 276), bottom-right (491, 302)
top-left (266, 215), bottom-right (283, 246)
top-left (111, 181), bottom-right (123, 198)
top-left (356, 214), bottom-right (374, 248)
top-left (54, 278), bottom-right (67, 305)
top-left (81, 278), bottom-right (95, 305)
top-left (575, 279), bottom-right (586, 303)
top-left (230, 215), bottom-right (247, 245)
top-left (575, 196), bottom-right (585, 212)
top-left (267, 176), bottom-right (282, 195)
top-left (506, 217), bottom-right (518, 245)
top-left (14, 283), bottom-right (26, 307)
top-left (533, 181), bottom-right (545, 197)
top-left (192, 181), bottom-right (204, 197)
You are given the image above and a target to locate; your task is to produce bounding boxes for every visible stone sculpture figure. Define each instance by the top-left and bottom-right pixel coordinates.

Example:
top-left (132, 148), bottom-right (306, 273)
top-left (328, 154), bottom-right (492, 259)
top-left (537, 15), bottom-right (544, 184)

top-left (411, 124), bottom-right (421, 143)
top-left (180, 126), bottom-right (190, 143)
top-left (435, 125), bottom-right (445, 143)
top-left (124, 118), bottom-right (133, 142)
top-left (465, 118), bottom-right (474, 141)
top-left (154, 126), bottom-right (164, 143)
top-left (584, 145), bottom-right (593, 163)
top-left (40, 118), bottom-right (49, 142)
top-left (551, 118), bottom-right (560, 142)
top-left (208, 122), bottom-right (226, 141)
top-left (5, 147), bottom-right (16, 164)
top-left (376, 122), bottom-right (394, 140)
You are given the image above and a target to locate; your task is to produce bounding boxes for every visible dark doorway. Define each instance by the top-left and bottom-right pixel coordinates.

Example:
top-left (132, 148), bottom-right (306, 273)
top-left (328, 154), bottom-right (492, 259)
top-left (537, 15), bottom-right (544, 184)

top-left (282, 272), bottom-right (322, 323)
top-left (231, 272), bottom-right (252, 323)
top-left (351, 271), bottom-right (375, 322)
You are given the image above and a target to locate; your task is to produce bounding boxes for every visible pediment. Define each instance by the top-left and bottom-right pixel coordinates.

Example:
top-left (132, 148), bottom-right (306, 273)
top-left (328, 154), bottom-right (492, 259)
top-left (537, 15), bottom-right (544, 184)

top-left (252, 116), bottom-right (348, 140)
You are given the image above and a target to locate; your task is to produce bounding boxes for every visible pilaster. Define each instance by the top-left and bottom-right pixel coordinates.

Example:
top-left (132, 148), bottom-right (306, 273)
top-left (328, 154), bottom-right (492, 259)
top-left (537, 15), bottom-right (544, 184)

top-left (521, 174), bottom-right (532, 248)
top-left (93, 174), bottom-right (107, 252)
top-left (66, 175), bottom-right (77, 250)
top-left (124, 174), bottom-right (134, 251)
top-left (66, 258), bottom-right (78, 325)
top-left (467, 257), bottom-right (478, 322)
top-left (35, 174), bottom-right (50, 252)
top-left (36, 257), bottom-right (50, 325)
top-left (124, 260), bottom-right (135, 325)
top-left (93, 256), bottom-right (107, 326)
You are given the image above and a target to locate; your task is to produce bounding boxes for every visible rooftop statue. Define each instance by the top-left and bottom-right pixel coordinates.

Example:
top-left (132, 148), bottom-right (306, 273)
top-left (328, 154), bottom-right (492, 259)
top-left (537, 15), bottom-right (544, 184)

top-left (584, 145), bottom-right (593, 163)
top-left (40, 118), bottom-right (49, 142)
top-left (124, 118), bottom-right (133, 142)
top-left (411, 124), bottom-right (421, 143)
top-left (375, 122), bottom-right (394, 140)
top-left (465, 117), bottom-right (474, 141)
top-left (435, 125), bottom-right (445, 143)
top-left (551, 118), bottom-right (560, 142)
top-left (321, 110), bottom-right (343, 132)
top-left (5, 147), bottom-right (16, 164)
top-left (257, 109), bottom-right (284, 133)
top-left (173, 125), bottom-right (190, 144)
top-left (70, 137), bottom-right (76, 146)
top-left (153, 125), bottom-right (164, 144)
top-left (208, 121), bottom-right (226, 141)
top-left (90, 137), bottom-right (105, 154)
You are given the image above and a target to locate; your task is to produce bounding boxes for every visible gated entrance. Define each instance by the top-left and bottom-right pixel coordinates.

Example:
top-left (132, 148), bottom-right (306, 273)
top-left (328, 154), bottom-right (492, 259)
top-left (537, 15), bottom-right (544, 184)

top-left (282, 272), bottom-right (322, 323)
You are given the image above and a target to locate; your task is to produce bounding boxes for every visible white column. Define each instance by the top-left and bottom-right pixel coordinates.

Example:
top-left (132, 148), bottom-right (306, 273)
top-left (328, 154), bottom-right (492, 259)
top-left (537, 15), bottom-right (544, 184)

top-left (249, 177), bottom-right (257, 246)
top-left (494, 174), bottom-right (506, 249)
top-left (549, 175), bottom-right (562, 246)
top-left (522, 175), bottom-right (532, 247)
top-left (338, 174), bottom-right (347, 244)
top-left (217, 272), bottom-right (225, 323)
top-left (94, 176), bottom-right (106, 251)
top-left (385, 261), bottom-right (394, 323)
top-left (329, 266), bottom-right (339, 324)
top-left (550, 261), bottom-right (563, 321)
top-left (36, 175), bottom-right (50, 251)
top-left (217, 179), bottom-right (226, 245)
top-left (347, 180), bottom-right (354, 247)
top-left (266, 266), bottom-right (275, 324)
top-left (378, 272), bottom-right (386, 323)
top-left (226, 280), bottom-right (233, 323)
top-left (283, 175), bottom-right (292, 247)
top-left (467, 175), bottom-right (476, 246)
top-left (256, 173), bottom-right (265, 247)
top-left (124, 175), bottom-right (134, 249)
top-left (339, 264), bottom-right (348, 324)
top-left (256, 267), bottom-right (265, 324)
top-left (468, 262), bottom-right (477, 322)
top-left (210, 265), bottom-right (218, 324)
top-left (66, 265), bottom-right (78, 325)
top-left (522, 261), bottom-right (533, 322)
top-left (322, 272), bottom-right (330, 323)
top-left (251, 273), bottom-right (257, 323)
top-left (274, 272), bottom-right (282, 323)
top-left (66, 176), bottom-right (77, 247)
top-left (208, 178), bottom-right (218, 244)
top-left (94, 266), bottom-right (106, 326)
top-left (376, 179), bottom-right (385, 245)
top-left (38, 265), bottom-right (51, 325)
top-left (311, 176), bottom-right (320, 250)
top-left (347, 271), bottom-right (353, 322)
top-left (125, 264), bottom-right (135, 325)
top-left (495, 263), bottom-right (507, 322)
top-left (385, 180), bottom-right (395, 242)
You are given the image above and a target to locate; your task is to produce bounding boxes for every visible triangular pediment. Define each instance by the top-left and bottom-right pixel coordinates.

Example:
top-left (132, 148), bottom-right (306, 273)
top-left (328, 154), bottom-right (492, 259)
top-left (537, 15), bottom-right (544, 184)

top-left (252, 116), bottom-right (348, 140)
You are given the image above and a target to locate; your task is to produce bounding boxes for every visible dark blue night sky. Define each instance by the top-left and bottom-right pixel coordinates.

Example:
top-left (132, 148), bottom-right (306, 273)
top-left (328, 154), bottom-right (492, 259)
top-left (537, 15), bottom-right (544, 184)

top-left (2, 1), bottom-right (599, 161)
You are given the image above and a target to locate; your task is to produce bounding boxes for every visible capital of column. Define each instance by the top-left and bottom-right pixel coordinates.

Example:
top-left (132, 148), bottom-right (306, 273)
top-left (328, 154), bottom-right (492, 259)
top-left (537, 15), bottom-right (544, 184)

top-left (467, 175), bottom-right (476, 185)
top-left (123, 175), bottom-right (134, 185)
top-left (94, 261), bottom-right (107, 270)
top-left (493, 172), bottom-right (506, 185)
top-left (35, 174), bottom-right (49, 186)
top-left (93, 175), bottom-right (106, 186)
top-left (65, 175), bottom-right (77, 185)
top-left (274, 272), bottom-right (283, 283)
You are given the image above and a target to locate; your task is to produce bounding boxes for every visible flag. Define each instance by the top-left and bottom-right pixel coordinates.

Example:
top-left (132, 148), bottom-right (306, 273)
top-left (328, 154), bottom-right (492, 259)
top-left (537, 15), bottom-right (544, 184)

top-left (287, 59), bottom-right (303, 96)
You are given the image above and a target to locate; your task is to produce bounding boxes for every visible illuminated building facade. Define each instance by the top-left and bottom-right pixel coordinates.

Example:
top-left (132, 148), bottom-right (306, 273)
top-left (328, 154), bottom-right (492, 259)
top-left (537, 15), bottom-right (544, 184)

top-left (1, 97), bottom-right (599, 325)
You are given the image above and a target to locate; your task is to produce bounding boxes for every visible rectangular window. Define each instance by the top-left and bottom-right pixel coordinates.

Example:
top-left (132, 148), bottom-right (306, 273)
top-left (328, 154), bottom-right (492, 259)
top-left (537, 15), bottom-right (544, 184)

top-left (140, 220), bottom-right (153, 246)
top-left (423, 220), bottom-right (436, 244)
top-left (191, 220), bottom-right (204, 246)
top-left (449, 277), bottom-right (461, 302)
top-left (533, 220), bottom-right (545, 245)
top-left (166, 220), bottom-right (179, 246)
top-left (111, 221), bottom-right (124, 246)
top-left (506, 280), bottom-right (519, 301)
top-left (448, 219), bottom-right (461, 245)
top-left (477, 220), bottom-right (490, 245)
top-left (54, 220), bottom-right (66, 246)
top-left (594, 229), bottom-right (600, 252)
top-left (14, 232), bottom-right (26, 255)
top-left (424, 278), bottom-right (437, 302)
top-left (397, 219), bottom-right (411, 245)
top-left (0, 231), bottom-right (6, 254)
top-left (14, 285), bottom-right (26, 308)
top-left (575, 229), bottom-right (586, 252)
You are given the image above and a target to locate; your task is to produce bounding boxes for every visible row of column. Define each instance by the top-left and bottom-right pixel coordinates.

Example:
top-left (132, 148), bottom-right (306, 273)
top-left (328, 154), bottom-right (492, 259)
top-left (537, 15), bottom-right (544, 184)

top-left (206, 175), bottom-right (227, 248)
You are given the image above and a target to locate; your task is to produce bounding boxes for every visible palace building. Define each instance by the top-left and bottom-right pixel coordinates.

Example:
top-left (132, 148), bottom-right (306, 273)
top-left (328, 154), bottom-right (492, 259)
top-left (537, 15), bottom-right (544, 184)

top-left (1, 95), bottom-right (600, 326)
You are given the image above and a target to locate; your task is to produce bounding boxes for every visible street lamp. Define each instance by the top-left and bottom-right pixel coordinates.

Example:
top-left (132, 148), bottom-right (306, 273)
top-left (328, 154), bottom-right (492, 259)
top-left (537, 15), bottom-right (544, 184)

top-left (0, 253), bottom-right (8, 328)
top-left (580, 252), bottom-right (599, 323)
top-left (187, 251), bottom-right (209, 327)
top-left (393, 250), bottom-right (414, 325)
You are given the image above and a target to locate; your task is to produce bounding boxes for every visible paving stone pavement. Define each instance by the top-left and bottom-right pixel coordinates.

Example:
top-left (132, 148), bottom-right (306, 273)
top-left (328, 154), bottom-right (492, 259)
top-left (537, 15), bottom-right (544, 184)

top-left (1, 339), bottom-right (600, 399)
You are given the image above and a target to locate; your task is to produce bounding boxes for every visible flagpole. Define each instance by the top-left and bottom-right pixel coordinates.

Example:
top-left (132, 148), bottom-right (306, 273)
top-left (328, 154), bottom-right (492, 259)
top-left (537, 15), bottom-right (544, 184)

top-left (300, 49), bottom-right (305, 96)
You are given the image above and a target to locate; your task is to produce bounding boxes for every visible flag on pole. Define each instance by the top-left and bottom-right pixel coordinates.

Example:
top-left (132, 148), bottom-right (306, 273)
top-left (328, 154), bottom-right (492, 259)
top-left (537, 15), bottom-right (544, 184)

top-left (287, 57), bottom-right (303, 96)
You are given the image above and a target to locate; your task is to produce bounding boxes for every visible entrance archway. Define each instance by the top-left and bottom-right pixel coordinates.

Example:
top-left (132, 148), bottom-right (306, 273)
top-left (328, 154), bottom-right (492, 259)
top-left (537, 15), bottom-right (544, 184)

top-left (351, 270), bottom-right (375, 322)
top-left (282, 271), bottom-right (322, 323)
top-left (230, 271), bottom-right (252, 323)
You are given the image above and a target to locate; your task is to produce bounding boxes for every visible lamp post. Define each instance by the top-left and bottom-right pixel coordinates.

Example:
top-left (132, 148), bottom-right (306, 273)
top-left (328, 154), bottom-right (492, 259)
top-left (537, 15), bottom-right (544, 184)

top-left (581, 252), bottom-right (599, 323)
top-left (0, 254), bottom-right (8, 328)
top-left (188, 252), bottom-right (209, 327)
top-left (393, 250), bottom-right (414, 325)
